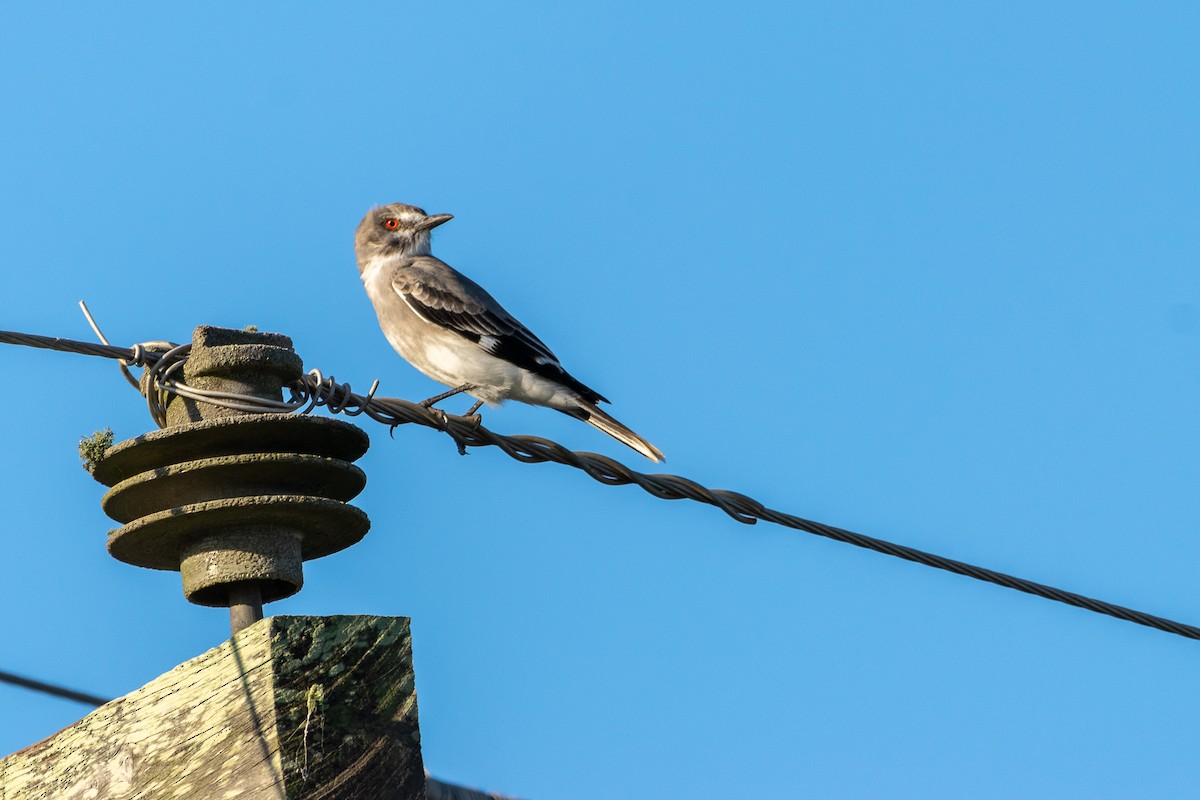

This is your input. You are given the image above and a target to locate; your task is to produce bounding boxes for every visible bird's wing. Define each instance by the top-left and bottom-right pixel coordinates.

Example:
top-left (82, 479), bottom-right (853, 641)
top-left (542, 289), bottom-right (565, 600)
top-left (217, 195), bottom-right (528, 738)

top-left (392, 256), bottom-right (607, 403)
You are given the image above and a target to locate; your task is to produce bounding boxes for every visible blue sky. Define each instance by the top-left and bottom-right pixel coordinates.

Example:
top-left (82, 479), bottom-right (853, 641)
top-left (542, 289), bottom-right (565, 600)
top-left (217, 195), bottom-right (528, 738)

top-left (2, 3), bottom-right (1198, 797)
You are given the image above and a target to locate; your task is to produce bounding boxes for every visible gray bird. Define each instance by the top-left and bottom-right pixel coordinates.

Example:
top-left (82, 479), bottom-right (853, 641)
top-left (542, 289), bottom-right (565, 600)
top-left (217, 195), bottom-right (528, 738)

top-left (355, 202), bottom-right (665, 462)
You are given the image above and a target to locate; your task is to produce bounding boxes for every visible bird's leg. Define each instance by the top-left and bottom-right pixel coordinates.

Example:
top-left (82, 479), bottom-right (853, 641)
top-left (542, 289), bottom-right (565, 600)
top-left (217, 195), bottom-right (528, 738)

top-left (464, 399), bottom-right (484, 417)
top-left (420, 383), bottom-right (474, 408)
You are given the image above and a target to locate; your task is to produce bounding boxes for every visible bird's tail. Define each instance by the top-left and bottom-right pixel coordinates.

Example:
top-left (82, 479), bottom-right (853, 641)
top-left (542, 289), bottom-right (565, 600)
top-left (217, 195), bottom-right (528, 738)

top-left (562, 402), bottom-right (665, 463)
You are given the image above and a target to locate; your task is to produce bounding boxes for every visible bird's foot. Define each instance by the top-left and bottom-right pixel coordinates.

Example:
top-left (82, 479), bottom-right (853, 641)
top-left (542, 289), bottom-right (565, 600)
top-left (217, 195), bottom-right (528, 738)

top-left (420, 383), bottom-right (474, 408)
top-left (464, 399), bottom-right (484, 417)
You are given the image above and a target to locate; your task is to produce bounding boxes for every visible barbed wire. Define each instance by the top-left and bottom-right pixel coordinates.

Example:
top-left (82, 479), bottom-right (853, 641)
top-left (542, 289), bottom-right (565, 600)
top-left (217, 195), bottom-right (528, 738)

top-left (2, 326), bottom-right (1199, 642)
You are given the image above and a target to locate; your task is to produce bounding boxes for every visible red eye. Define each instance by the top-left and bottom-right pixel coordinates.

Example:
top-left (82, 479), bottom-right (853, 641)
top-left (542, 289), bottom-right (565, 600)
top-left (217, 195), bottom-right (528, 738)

top-left (383, 218), bottom-right (400, 230)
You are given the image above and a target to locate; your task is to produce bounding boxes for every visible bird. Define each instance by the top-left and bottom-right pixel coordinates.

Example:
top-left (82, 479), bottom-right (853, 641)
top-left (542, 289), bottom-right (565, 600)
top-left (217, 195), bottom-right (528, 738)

top-left (354, 202), bottom-right (665, 463)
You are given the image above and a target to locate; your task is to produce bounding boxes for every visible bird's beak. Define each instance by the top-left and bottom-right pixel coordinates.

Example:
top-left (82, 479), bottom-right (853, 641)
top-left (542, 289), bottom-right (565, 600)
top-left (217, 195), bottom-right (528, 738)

top-left (417, 214), bottom-right (454, 232)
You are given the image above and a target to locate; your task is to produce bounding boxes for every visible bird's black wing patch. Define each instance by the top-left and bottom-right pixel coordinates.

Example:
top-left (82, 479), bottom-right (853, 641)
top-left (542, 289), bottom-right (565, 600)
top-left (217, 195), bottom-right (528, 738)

top-left (392, 257), bottom-right (608, 404)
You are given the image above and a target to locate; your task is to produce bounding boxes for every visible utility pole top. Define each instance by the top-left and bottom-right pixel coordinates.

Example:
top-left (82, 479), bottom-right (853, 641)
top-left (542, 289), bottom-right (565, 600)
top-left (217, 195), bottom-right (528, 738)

top-left (89, 325), bottom-right (371, 634)
top-left (0, 616), bottom-right (425, 799)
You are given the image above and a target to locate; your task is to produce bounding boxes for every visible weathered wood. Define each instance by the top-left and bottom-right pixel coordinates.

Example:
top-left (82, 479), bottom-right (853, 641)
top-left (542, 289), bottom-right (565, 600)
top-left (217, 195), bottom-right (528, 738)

top-left (0, 615), bottom-right (424, 800)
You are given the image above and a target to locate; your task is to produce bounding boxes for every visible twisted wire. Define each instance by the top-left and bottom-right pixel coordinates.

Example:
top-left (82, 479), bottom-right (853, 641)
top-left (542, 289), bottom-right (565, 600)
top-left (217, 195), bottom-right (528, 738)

top-left (3, 328), bottom-right (1199, 641)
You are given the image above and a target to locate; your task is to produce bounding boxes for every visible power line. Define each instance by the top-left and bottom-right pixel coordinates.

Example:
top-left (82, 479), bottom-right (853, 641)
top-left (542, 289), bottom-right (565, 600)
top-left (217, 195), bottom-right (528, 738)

top-left (2, 327), bottom-right (1199, 642)
top-left (0, 669), bottom-right (110, 707)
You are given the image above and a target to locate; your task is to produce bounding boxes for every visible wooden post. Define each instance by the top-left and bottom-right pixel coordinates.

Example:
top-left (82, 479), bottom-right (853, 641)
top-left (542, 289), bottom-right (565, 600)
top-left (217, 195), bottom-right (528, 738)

top-left (0, 615), bottom-right (425, 799)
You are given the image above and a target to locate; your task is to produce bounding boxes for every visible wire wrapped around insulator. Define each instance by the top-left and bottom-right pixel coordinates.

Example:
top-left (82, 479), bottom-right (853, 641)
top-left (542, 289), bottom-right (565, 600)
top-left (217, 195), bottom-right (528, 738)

top-left (3, 325), bottom-right (1200, 643)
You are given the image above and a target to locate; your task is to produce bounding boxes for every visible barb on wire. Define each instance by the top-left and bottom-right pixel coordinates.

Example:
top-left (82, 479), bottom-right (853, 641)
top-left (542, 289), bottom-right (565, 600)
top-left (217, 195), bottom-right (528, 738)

top-left (1, 325), bottom-right (1199, 643)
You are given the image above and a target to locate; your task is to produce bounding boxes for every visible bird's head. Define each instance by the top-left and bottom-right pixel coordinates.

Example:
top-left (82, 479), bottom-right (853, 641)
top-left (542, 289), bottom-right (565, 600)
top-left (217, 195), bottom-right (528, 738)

top-left (355, 202), bottom-right (454, 269)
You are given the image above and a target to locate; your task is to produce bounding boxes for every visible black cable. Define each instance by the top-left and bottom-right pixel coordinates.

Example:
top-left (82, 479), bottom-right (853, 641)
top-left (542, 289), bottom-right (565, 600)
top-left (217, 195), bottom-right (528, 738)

top-left (0, 670), bottom-right (109, 707)
top-left (3, 328), bottom-right (1199, 643)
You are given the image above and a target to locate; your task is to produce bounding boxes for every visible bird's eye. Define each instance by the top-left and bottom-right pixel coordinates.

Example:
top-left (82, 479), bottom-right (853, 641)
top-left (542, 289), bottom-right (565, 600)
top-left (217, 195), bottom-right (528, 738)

top-left (383, 218), bottom-right (400, 230)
